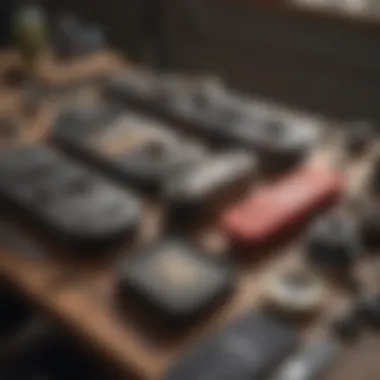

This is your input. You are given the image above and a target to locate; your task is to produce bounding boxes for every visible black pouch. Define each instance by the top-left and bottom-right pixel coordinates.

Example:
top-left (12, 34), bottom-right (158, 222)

top-left (0, 144), bottom-right (141, 253)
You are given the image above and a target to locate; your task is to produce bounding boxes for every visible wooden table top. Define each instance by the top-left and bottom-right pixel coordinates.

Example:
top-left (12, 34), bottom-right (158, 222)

top-left (1, 49), bottom-right (380, 380)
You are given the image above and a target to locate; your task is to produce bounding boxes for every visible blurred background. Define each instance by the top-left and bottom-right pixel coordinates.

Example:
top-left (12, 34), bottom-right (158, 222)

top-left (1, 0), bottom-right (380, 120)
top-left (2, 0), bottom-right (380, 122)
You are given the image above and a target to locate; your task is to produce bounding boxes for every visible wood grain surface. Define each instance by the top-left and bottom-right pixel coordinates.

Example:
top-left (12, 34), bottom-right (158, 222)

top-left (1, 50), bottom-right (380, 380)
top-left (227, 0), bottom-right (380, 31)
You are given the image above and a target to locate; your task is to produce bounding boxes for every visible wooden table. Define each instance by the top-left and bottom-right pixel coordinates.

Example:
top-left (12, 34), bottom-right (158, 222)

top-left (1, 50), bottom-right (380, 380)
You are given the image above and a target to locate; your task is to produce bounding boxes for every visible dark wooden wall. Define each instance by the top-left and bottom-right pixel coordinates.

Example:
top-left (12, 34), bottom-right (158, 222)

top-left (0, 0), bottom-right (15, 47)
top-left (7, 0), bottom-right (380, 122)
top-left (45, 0), bottom-right (160, 63)
top-left (161, 0), bottom-right (380, 122)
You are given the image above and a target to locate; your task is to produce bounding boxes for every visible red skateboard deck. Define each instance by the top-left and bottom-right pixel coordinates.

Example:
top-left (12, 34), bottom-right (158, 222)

top-left (221, 165), bottom-right (344, 247)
